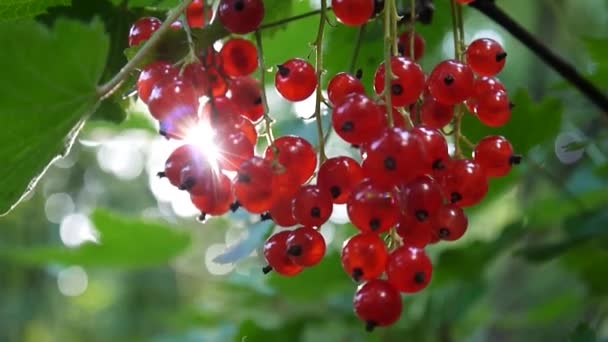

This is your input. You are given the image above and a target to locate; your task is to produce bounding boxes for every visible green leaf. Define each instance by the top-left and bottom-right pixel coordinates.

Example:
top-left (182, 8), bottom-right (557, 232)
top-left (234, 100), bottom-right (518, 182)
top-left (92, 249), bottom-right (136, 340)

top-left (0, 18), bottom-right (109, 215)
top-left (0, 209), bottom-right (191, 268)
top-left (0, 0), bottom-right (70, 21)
top-left (568, 322), bottom-right (597, 342)
top-left (125, 0), bottom-right (178, 10)
top-left (461, 89), bottom-right (563, 154)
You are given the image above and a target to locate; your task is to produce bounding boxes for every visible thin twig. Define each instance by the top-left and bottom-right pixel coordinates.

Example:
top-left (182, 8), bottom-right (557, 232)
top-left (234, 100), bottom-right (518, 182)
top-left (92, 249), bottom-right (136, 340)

top-left (313, 0), bottom-right (329, 163)
top-left (349, 24), bottom-right (366, 74)
top-left (254, 31), bottom-right (274, 146)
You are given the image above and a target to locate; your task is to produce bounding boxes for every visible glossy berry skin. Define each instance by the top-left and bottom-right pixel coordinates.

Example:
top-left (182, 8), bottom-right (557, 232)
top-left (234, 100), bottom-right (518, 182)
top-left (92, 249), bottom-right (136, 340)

top-left (148, 79), bottom-right (199, 122)
top-left (178, 157), bottom-right (214, 195)
top-left (399, 175), bottom-right (444, 223)
top-left (466, 38), bottom-right (507, 77)
top-left (317, 157), bottom-right (364, 204)
top-left (186, 0), bottom-right (212, 28)
top-left (264, 231), bottom-right (303, 277)
top-left (420, 96), bottom-right (454, 129)
top-left (128, 17), bottom-right (162, 47)
top-left (476, 90), bottom-right (512, 127)
top-left (431, 205), bottom-right (468, 241)
top-left (396, 215), bottom-right (432, 249)
top-left (327, 72), bottom-right (366, 106)
top-left (220, 38), bottom-right (258, 77)
top-left (362, 127), bottom-right (425, 187)
top-left (374, 56), bottom-right (426, 107)
top-left (213, 113), bottom-right (257, 146)
top-left (347, 179), bottom-right (400, 234)
top-left (183, 62), bottom-right (212, 97)
top-left (229, 77), bottom-right (264, 122)
top-left (353, 279), bottom-right (403, 331)
top-left (216, 131), bottom-right (255, 171)
top-left (207, 66), bottom-right (228, 97)
top-left (410, 126), bottom-right (450, 173)
top-left (332, 94), bottom-right (385, 145)
top-left (341, 233), bottom-right (388, 282)
top-left (269, 194), bottom-right (297, 227)
top-left (292, 186), bottom-right (334, 228)
top-left (286, 227), bottom-right (326, 267)
top-left (218, 0), bottom-right (264, 34)
top-left (428, 59), bottom-right (475, 105)
top-left (233, 157), bottom-right (276, 213)
top-left (332, 0), bottom-right (374, 26)
top-left (436, 159), bottom-right (489, 207)
top-left (466, 76), bottom-right (506, 114)
top-left (473, 135), bottom-right (517, 178)
top-left (137, 62), bottom-right (178, 104)
top-left (163, 145), bottom-right (200, 186)
top-left (275, 59), bottom-right (317, 101)
top-left (190, 173), bottom-right (234, 216)
top-left (398, 31), bottom-right (426, 61)
top-left (386, 246), bottom-right (433, 293)
top-left (265, 135), bottom-right (317, 188)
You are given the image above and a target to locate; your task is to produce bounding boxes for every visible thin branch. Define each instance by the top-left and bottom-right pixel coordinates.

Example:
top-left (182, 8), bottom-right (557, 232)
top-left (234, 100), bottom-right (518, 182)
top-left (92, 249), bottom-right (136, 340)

top-left (469, 0), bottom-right (608, 116)
top-left (313, 0), bottom-right (329, 163)
top-left (349, 24), bottom-right (366, 74)
top-left (259, 8), bottom-right (324, 31)
top-left (254, 31), bottom-right (275, 146)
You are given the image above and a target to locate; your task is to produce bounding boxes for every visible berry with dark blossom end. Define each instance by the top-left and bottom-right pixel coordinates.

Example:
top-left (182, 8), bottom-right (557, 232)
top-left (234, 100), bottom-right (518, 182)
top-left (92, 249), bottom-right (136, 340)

top-left (466, 38), bottom-right (507, 77)
top-left (327, 72), bottom-right (366, 106)
top-left (386, 246), bottom-right (433, 293)
top-left (435, 159), bottom-right (489, 208)
top-left (263, 231), bottom-right (303, 277)
top-left (431, 204), bottom-right (468, 241)
top-left (341, 233), bottom-right (388, 282)
top-left (428, 59), bottom-right (475, 105)
top-left (317, 157), bottom-right (364, 204)
top-left (275, 58), bottom-right (318, 102)
top-left (292, 185), bottom-right (334, 228)
top-left (353, 279), bottom-right (403, 331)
top-left (286, 226), bottom-right (326, 267)
top-left (473, 135), bottom-right (517, 177)
top-left (397, 31), bottom-right (426, 61)
top-left (233, 157), bottom-right (277, 214)
top-left (347, 179), bottom-right (400, 234)
top-left (190, 173), bottom-right (234, 216)
top-left (332, 94), bottom-right (386, 145)
top-left (218, 0), bottom-right (265, 34)
top-left (374, 56), bottom-right (426, 107)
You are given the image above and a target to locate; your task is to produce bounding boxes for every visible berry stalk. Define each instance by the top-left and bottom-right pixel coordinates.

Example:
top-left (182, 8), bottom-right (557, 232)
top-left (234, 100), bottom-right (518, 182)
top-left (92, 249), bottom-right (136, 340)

top-left (383, 0), bottom-right (397, 127)
top-left (313, 0), bottom-right (329, 163)
top-left (254, 30), bottom-right (275, 146)
top-left (449, 0), bottom-right (467, 158)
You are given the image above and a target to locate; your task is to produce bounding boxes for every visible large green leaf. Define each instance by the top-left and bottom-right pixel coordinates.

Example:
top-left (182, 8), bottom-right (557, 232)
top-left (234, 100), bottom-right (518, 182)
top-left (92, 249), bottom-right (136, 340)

top-left (0, 209), bottom-right (190, 268)
top-left (0, 0), bottom-right (70, 21)
top-left (0, 19), bottom-right (108, 215)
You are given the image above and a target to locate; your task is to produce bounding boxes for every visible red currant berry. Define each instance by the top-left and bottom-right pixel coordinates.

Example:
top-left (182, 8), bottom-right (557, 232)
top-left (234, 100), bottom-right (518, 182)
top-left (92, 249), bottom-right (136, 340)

top-left (275, 59), bottom-right (317, 101)
top-left (354, 279), bottom-right (403, 331)
top-left (332, 94), bottom-right (385, 145)
top-left (128, 17), bottom-right (162, 47)
top-left (229, 77), bottom-right (264, 122)
top-left (216, 131), bottom-right (255, 171)
top-left (332, 0), bottom-right (374, 26)
top-left (178, 157), bottom-right (214, 195)
top-left (466, 38), bottom-right (507, 77)
top-left (341, 233), bottom-right (388, 282)
top-left (148, 79), bottom-right (199, 122)
top-left (431, 204), bottom-right (468, 241)
top-left (420, 96), bottom-right (454, 129)
top-left (317, 157), bottom-right (364, 204)
top-left (386, 246), bottom-right (433, 293)
top-left (374, 56), bottom-right (426, 107)
top-left (263, 231), bottom-right (303, 276)
top-left (218, 0), bottom-right (264, 34)
top-left (186, 0), bottom-right (212, 28)
top-left (292, 185), bottom-right (334, 227)
top-left (269, 194), bottom-right (297, 227)
top-left (476, 90), bottom-right (512, 127)
top-left (399, 175), bottom-right (444, 222)
top-left (264, 136), bottom-right (317, 187)
top-left (286, 226), bottom-right (326, 267)
top-left (396, 214), bottom-right (432, 249)
top-left (437, 159), bottom-right (489, 207)
top-left (219, 38), bottom-right (259, 77)
top-left (190, 173), bottom-right (234, 216)
top-left (347, 179), bottom-right (400, 234)
top-left (161, 145), bottom-right (201, 187)
top-left (427, 59), bottom-right (475, 105)
top-left (327, 72), bottom-right (366, 106)
top-left (410, 126), bottom-right (450, 173)
top-left (183, 62), bottom-right (211, 97)
top-left (201, 96), bottom-right (239, 128)
top-left (473, 135), bottom-right (519, 178)
top-left (137, 61), bottom-right (178, 104)
top-left (397, 31), bottom-right (426, 61)
top-left (465, 76), bottom-right (506, 113)
top-left (234, 157), bottom-right (277, 213)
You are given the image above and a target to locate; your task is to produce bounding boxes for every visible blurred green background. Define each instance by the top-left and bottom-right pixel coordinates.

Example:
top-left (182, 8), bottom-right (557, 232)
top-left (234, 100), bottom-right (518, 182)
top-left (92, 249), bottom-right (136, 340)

top-left (1, 0), bottom-right (608, 341)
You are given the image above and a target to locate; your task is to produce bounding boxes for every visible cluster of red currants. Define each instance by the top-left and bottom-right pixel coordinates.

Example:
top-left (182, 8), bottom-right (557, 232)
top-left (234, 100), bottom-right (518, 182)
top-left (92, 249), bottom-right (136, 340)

top-left (127, 0), bottom-right (521, 332)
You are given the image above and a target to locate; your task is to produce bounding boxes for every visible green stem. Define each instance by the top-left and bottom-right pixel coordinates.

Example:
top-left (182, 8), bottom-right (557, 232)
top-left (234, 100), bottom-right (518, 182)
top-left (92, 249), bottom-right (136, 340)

top-left (254, 31), bottom-right (275, 146)
top-left (409, 0), bottom-right (416, 58)
top-left (313, 0), bottom-right (328, 163)
top-left (349, 24), bottom-right (366, 74)
top-left (97, 0), bottom-right (194, 99)
top-left (450, 1), bottom-right (467, 158)
top-left (384, 0), bottom-right (397, 127)
top-left (259, 8), bottom-right (323, 30)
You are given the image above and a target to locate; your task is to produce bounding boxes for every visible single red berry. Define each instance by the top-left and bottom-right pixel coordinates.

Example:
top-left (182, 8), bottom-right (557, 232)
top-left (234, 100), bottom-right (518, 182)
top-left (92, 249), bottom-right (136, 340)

top-left (436, 159), bottom-right (489, 207)
top-left (186, 0), bottom-right (212, 28)
top-left (397, 31), bottom-right (426, 61)
top-left (473, 135), bottom-right (519, 178)
top-left (218, 0), bottom-right (264, 34)
top-left (183, 62), bottom-right (211, 97)
top-left (396, 214), bottom-right (433, 249)
top-left (353, 279), bottom-right (403, 331)
top-left (190, 173), bottom-right (234, 216)
top-left (399, 175), bottom-right (444, 223)
top-left (229, 76), bottom-right (264, 122)
top-left (476, 90), bottom-right (512, 127)
top-left (264, 136), bottom-right (317, 188)
top-left (427, 59), bottom-right (475, 105)
top-left (466, 38), bottom-right (507, 77)
top-left (128, 17), bottom-right (162, 47)
top-left (292, 185), bottom-right (334, 227)
top-left (341, 233), bottom-right (388, 282)
top-left (465, 76), bottom-right (506, 114)
top-left (263, 231), bottom-right (303, 276)
top-left (137, 61), bottom-right (178, 104)
top-left (220, 38), bottom-right (259, 77)
top-left (148, 79), bottom-right (200, 122)
top-left (317, 157), bottom-right (364, 204)
top-left (162, 145), bottom-right (201, 187)
top-left (420, 96), bottom-right (454, 129)
top-left (178, 157), bottom-right (214, 195)
top-left (327, 72), bottom-right (366, 106)
top-left (431, 204), bottom-right (468, 241)
top-left (269, 194), bottom-right (297, 227)
top-left (233, 157), bottom-right (277, 213)
top-left (374, 56), bottom-right (426, 107)
top-left (275, 59), bottom-right (317, 101)
top-left (216, 131), bottom-right (255, 171)
top-left (332, 94), bottom-right (385, 145)
top-left (386, 246), bottom-right (433, 293)
top-left (410, 126), bottom-right (450, 173)
top-left (286, 226), bottom-right (326, 267)
top-left (332, 0), bottom-right (374, 26)
top-left (347, 179), bottom-right (400, 234)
